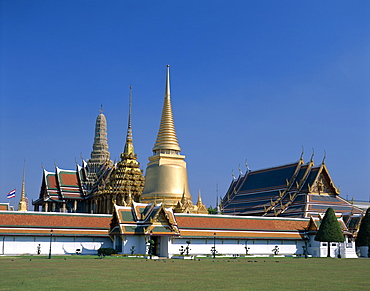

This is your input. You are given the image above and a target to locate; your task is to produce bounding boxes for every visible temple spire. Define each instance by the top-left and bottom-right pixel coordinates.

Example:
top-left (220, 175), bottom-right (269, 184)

top-left (124, 85), bottom-right (134, 155)
top-left (18, 160), bottom-right (27, 211)
top-left (152, 65), bottom-right (181, 154)
top-left (141, 65), bottom-right (191, 209)
top-left (85, 108), bottom-right (112, 191)
top-left (90, 108), bottom-right (111, 164)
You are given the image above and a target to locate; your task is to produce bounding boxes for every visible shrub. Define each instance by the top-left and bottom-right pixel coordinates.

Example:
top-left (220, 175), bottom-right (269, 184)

top-left (98, 247), bottom-right (118, 256)
top-left (356, 207), bottom-right (370, 258)
top-left (356, 208), bottom-right (370, 247)
top-left (315, 207), bottom-right (344, 257)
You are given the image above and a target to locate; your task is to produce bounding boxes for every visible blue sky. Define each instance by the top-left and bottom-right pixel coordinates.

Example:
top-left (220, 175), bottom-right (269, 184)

top-left (1, 1), bottom-right (370, 209)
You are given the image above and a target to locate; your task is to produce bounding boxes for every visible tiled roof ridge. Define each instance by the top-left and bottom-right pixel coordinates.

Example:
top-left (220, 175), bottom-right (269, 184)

top-left (0, 210), bottom-right (111, 217)
top-left (249, 160), bottom-right (302, 174)
top-left (43, 169), bottom-right (55, 175)
top-left (174, 213), bottom-right (309, 221)
top-left (56, 167), bottom-right (78, 174)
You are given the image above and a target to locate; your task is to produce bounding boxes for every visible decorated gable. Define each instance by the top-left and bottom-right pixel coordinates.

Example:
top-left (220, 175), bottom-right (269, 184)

top-left (308, 165), bottom-right (339, 195)
top-left (109, 203), bottom-right (179, 237)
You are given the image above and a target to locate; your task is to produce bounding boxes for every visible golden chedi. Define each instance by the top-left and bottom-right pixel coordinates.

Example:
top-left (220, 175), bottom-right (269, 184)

top-left (141, 65), bottom-right (205, 212)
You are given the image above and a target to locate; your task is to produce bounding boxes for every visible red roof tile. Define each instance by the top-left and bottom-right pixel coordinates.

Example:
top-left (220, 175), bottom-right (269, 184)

top-left (47, 175), bottom-right (58, 189)
top-left (60, 173), bottom-right (79, 186)
top-left (0, 212), bottom-right (110, 229)
top-left (175, 214), bottom-right (308, 232)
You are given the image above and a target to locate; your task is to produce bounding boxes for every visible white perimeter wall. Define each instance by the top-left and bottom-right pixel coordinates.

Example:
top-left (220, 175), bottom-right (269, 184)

top-left (0, 236), bottom-right (112, 255)
top-left (306, 236), bottom-right (357, 258)
top-left (167, 238), bottom-right (305, 257)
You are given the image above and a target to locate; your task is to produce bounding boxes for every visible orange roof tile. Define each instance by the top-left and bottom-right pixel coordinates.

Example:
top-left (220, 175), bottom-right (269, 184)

top-left (60, 173), bottom-right (79, 186)
top-left (0, 204), bottom-right (10, 211)
top-left (179, 230), bottom-right (302, 239)
top-left (175, 214), bottom-right (308, 232)
top-left (47, 175), bottom-right (58, 189)
top-left (0, 212), bottom-right (110, 230)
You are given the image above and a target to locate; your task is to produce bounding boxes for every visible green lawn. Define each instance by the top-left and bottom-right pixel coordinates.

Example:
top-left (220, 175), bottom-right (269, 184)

top-left (0, 256), bottom-right (369, 290)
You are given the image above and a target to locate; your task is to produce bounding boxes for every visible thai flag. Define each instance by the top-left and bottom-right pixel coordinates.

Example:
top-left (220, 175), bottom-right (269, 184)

top-left (7, 189), bottom-right (16, 199)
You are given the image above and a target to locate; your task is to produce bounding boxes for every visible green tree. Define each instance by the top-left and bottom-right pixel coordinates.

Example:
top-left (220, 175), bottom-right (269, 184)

top-left (314, 207), bottom-right (345, 257)
top-left (207, 206), bottom-right (217, 214)
top-left (356, 207), bottom-right (370, 257)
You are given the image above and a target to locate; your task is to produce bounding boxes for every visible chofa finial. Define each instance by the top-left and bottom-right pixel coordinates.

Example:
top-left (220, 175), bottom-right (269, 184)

top-left (300, 146), bottom-right (304, 161)
top-left (322, 150), bottom-right (326, 164)
top-left (310, 148), bottom-right (315, 163)
top-left (245, 159), bottom-right (250, 172)
top-left (238, 164), bottom-right (243, 175)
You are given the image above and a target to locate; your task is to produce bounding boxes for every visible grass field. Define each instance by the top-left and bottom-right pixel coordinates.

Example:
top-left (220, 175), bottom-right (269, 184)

top-left (0, 255), bottom-right (369, 290)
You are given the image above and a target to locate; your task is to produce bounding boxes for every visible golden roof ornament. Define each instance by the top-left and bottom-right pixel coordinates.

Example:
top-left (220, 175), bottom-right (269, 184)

top-left (18, 160), bottom-right (28, 211)
top-left (196, 190), bottom-right (203, 206)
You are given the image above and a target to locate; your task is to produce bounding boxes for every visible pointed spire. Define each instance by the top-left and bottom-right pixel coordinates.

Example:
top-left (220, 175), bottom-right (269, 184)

top-left (153, 65), bottom-right (181, 154)
top-left (18, 160), bottom-right (28, 211)
top-left (196, 190), bottom-right (203, 206)
top-left (123, 85), bottom-right (135, 155)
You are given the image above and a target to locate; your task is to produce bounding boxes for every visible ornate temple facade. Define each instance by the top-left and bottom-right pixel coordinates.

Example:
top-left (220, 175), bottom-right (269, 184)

top-left (91, 87), bottom-right (145, 214)
top-left (221, 152), bottom-right (363, 221)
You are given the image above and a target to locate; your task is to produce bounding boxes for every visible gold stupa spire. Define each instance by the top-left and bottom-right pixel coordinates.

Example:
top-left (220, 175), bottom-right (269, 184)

top-left (18, 160), bottom-right (28, 211)
top-left (124, 85), bottom-right (134, 155)
top-left (141, 65), bottom-right (191, 208)
top-left (153, 65), bottom-right (181, 154)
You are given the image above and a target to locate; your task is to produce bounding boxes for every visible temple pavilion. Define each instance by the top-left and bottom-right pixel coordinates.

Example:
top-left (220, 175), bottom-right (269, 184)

top-left (221, 152), bottom-right (363, 223)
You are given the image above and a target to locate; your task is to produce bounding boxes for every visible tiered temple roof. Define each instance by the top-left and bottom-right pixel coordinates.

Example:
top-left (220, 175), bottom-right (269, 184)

top-left (33, 166), bottom-right (86, 212)
top-left (222, 154), bottom-right (364, 220)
